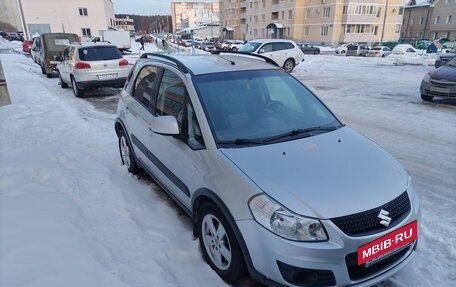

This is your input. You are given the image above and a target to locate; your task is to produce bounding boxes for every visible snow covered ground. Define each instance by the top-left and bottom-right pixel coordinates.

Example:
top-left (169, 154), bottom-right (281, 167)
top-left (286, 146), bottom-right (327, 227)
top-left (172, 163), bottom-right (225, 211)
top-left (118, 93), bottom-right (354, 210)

top-left (0, 40), bottom-right (455, 287)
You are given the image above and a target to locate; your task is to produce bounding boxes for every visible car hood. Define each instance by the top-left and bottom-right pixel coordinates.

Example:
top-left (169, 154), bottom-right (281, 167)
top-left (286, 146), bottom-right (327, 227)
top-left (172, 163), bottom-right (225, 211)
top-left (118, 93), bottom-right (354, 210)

top-left (430, 65), bottom-right (456, 80)
top-left (220, 127), bottom-right (408, 219)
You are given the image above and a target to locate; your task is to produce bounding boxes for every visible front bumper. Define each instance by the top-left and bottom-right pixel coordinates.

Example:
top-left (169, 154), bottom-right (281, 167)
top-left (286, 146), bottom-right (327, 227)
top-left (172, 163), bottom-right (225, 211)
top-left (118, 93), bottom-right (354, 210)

top-left (237, 191), bottom-right (420, 287)
top-left (420, 79), bottom-right (456, 99)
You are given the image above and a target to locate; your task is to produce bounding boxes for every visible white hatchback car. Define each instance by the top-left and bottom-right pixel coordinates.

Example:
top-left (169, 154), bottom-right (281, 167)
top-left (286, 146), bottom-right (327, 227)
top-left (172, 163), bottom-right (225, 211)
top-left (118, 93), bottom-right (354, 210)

top-left (238, 39), bottom-right (304, 72)
top-left (57, 43), bottom-right (130, 97)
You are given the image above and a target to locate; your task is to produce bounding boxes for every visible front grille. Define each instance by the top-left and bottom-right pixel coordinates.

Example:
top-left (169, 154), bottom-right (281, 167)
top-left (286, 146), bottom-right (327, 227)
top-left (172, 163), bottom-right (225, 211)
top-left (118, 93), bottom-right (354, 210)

top-left (345, 242), bottom-right (416, 281)
top-left (424, 89), bottom-right (456, 98)
top-left (330, 191), bottom-right (411, 236)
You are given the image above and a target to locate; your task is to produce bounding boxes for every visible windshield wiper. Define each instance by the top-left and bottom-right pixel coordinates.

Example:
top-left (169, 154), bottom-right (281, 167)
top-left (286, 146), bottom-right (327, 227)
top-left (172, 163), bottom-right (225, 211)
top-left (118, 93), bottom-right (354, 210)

top-left (262, 126), bottom-right (338, 143)
top-left (216, 138), bottom-right (264, 145)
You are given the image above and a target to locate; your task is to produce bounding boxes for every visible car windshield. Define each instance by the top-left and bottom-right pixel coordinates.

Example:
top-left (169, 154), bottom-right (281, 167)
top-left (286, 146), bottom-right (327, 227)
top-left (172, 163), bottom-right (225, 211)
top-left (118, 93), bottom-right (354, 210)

top-left (238, 42), bottom-right (262, 52)
top-left (193, 70), bottom-right (341, 145)
top-left (78, 46), bottom-right (122, 61)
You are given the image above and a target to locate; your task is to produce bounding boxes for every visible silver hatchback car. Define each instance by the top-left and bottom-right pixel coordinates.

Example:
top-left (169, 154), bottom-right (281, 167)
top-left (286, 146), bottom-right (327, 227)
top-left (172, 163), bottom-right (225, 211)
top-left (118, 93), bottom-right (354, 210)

top-left (57, 43), bottom-right (130, 97)
top-left (115, 53), bottom-right (420, 287)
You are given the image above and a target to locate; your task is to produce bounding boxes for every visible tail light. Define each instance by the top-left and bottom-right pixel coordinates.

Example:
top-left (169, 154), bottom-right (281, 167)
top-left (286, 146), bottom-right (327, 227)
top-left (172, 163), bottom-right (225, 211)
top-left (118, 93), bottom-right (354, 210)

top-left (74, 62), bottom-right (91, 69)
top-left (119, 58), bottom-right (129, 66)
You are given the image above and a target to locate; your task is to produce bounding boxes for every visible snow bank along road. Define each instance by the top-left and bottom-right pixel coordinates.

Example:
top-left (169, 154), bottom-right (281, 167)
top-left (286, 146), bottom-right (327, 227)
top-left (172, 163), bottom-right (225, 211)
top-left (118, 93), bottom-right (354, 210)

top-left (0, 53), bottom-right (455, 287)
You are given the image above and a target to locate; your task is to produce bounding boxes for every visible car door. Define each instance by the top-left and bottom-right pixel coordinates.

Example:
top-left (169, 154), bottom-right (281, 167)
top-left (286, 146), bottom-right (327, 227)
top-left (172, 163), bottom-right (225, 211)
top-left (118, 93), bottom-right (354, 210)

top-left (124, 65), bottom-right (160, 166)
top-left (147, 67), bottom-right (206, 209)
top-left (58, 47), bottom-right (71, 83)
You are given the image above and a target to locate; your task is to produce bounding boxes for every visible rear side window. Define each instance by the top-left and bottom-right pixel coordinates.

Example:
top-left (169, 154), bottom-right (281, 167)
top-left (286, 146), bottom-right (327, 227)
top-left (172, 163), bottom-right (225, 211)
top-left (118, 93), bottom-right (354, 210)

top-left (347, 45), bottom-right (358, 50)
top-left (133, 66), bottom-right (158, 108)
top-left (156, 70), bottom-right (187, 127)
top-left (78, 46), bottom-right (122, 61)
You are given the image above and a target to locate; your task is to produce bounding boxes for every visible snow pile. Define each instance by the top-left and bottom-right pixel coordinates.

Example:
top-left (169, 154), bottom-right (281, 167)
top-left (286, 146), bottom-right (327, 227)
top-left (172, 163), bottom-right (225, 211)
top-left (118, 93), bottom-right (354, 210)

top-left (0, 37), bottom-right (21, 49)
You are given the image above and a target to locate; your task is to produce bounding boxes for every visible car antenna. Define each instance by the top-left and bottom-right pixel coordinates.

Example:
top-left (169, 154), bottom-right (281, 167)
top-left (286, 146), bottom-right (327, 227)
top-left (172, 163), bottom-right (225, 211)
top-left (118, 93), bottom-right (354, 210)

top-left (216, 54), bottom-right (235, 65)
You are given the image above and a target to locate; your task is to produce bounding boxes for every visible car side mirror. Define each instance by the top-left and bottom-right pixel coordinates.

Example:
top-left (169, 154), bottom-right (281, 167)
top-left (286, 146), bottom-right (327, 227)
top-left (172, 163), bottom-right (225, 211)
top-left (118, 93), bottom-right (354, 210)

top-left (258, 49), bottom-right (265, 54)
top-left (151, 115), bottom-right (180, 135)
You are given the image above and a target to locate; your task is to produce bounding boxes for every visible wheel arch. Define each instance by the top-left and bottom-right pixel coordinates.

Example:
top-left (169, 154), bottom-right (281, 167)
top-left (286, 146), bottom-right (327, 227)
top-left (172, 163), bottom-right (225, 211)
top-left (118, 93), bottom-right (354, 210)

top-left (192, 188), bottom-right (269, 284)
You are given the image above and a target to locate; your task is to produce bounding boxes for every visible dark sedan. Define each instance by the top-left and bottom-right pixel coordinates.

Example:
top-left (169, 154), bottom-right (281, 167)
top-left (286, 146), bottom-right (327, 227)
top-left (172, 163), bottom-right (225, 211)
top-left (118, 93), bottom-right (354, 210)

top-left (435, 47), bottom-right (456, 68)
top-left (298, 43), bottom-right (320, 54)
top-left (420, 56), bottom-right (456, 101)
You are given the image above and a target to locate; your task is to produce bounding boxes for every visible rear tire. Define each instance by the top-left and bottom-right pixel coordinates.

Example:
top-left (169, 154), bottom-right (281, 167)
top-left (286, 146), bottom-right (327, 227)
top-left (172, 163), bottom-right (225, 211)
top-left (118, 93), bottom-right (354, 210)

top-left (197, 202), bottom-right (246, 283)
top-left (40, 63), bottom-right (45, 75)
top-left (118, 129), bottom-right (141, 174)
top-left (421, 94), bottom-right (434, 102)
top-left (283, 59), bottom-right (295, 73)
top-left (71, 77), bottom-right (84, 98)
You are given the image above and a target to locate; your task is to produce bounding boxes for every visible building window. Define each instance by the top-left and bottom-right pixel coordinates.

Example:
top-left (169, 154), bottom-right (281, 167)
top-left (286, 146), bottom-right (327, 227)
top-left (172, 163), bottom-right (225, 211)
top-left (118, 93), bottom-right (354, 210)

top-left (281, 11), bottom-right (284, 20)
top-left (410, 18), bottom-right (414, 25)
top-left (447, 15), bottom-right (452, 24)
top-left (288, 10), bottom-right (293, 19)
top-left (399, 7), bottom-right (404, 15)
top-left (323, 7), bottom-right (330, 18)
top-left (79, 8), bottom-right (88, 16)
top-left (395, 24), bottom-right (401, 33)
top-left (343, 5), bottom-right (347, 14)
top-left (306, 9), bottom-right (311, 19)
top-left (262, 0), bottom-right (265, 8)
top-left (82, 28), bottom-right (91, 37)
top-left (434, 16), bottom-right (440, 24)
top-left (321, 26), bottom-right (329, 36)
top-left (420, 17), bottom-right (424, 25)
top-left (262, 14), bottom-right (265, 22)
top-left (304, 26), bottom-right (309, 36)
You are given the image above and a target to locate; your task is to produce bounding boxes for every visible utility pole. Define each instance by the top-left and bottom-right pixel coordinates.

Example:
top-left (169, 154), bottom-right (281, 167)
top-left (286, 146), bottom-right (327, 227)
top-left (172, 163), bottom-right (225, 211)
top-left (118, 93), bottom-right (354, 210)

top-left (380, 0), bottom-right (390, 44)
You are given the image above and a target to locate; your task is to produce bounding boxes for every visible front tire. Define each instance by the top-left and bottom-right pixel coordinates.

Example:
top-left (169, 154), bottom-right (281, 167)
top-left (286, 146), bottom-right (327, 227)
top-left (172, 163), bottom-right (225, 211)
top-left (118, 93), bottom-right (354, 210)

top-left (118, 129), bottom-right (141, 174)
top-left (71, 77), bottom-right (84, 98)
top-left (283, 59), bottom-right (295, 73)
top-left (421, 94), bottom-right (434, 101)
top-left (197, 203), bottom-right (246, 282)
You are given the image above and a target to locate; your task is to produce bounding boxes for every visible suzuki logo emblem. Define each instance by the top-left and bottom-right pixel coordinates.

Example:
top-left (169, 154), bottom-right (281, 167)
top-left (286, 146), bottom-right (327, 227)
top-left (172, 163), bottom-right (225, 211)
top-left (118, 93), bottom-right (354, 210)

top-left (378, 209), bottom-right (392, 227)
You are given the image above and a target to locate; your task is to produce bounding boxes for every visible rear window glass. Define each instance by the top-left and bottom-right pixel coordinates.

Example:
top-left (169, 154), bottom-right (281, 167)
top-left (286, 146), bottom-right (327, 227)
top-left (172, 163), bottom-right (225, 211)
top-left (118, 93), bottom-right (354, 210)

top-left (78, 46), bottom-right (122, 61)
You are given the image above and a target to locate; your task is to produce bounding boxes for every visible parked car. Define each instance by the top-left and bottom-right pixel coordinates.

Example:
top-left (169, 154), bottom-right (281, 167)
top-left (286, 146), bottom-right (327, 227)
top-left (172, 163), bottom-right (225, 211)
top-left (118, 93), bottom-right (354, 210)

top-left (22, 40), bottom-right (33, 54)
top-left (366, 46), bottom-right (392, 57)
top-left (298, 43), bottom-right (320, 54)
top-left (30, 37), bottom-right (41, 65)
top-left (7, 32), bottom-right (24, 42)
top-left (38, 33), bottom-right (79, 78)
top-left (346, 44), bottom-right (370, 56)
top-left (420, 55), bottom-right (456, 101)
top-left (434, 47), bottom-right (456, 68)
top-left (56, 43), bottom-right (130, 97)
top-left (115, 52), bottom-right (420, 287)
top-left (335, 43), bottom-right (355, 54)
top-left (228, 40), bottom-right (245, 51)
top-left (238, 39), bottom-right (304, 72)
top-left (392, 44), bottom-right (417, 55)
top-left (201, 42), bottom-right (216, 53)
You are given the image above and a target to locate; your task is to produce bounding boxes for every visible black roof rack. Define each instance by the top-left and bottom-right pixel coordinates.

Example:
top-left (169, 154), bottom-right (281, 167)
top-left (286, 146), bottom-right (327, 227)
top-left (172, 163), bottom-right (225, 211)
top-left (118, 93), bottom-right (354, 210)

top-left (211, 50), bottom-right (280, 68)
top-left (139, 53), bottom-right (192, 75)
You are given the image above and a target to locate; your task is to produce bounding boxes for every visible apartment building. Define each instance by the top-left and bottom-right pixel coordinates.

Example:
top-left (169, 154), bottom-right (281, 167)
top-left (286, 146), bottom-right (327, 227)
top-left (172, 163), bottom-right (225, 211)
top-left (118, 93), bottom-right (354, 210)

top-left (171, 2), bottom-right (219, 32)
top-left (219, 0), bottom-right (405, 46)
top-left (3, 0), bottom-right (115, 40)
top-left (402, 0), bottom-right (456, 40)
top-left (0, 0), bottom-right (22, 31)
top-left (115, 17), bottom-right (135, 32)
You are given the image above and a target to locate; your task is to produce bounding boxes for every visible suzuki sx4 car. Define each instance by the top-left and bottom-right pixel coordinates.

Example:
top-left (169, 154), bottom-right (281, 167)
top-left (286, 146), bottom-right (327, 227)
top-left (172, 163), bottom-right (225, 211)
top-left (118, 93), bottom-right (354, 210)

top-left (115, 52), bottom-right (420, 287)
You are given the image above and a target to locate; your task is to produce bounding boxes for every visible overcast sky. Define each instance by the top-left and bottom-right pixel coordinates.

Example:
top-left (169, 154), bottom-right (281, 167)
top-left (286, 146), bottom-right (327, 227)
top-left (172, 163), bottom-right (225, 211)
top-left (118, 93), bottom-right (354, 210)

top-left (113, 0), bottom-right (216, 15)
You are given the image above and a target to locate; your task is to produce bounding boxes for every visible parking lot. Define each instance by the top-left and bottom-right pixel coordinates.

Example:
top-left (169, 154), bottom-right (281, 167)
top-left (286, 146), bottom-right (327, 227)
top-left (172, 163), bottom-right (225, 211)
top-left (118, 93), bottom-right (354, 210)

top-left (1, 51), bottom-right (455, 286)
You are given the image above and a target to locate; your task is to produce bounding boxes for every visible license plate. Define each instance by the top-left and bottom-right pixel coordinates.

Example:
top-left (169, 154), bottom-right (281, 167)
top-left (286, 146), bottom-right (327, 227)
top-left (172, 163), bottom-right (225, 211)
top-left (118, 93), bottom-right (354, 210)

top-left (357, 221), bottom-right (418, 266)
top-left (430, 86), bottom-right (450, 94)
top-left (98, 73), bottom-right (117, 80)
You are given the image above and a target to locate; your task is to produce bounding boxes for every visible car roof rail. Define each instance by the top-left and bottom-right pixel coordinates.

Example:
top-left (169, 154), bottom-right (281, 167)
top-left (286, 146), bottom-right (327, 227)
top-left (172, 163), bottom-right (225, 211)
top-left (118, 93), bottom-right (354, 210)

top-left (211, 50), bottom-right (280, 68)
top-left (139, 52), bottom-right (191, 75)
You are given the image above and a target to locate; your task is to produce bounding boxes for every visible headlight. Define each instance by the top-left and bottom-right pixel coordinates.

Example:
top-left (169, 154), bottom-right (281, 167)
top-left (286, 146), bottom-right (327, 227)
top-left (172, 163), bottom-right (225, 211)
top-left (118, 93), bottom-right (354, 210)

top-left (249, 194), bottom-right (328, 241)
top-left (422, 73), bottom-right (430, 83)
